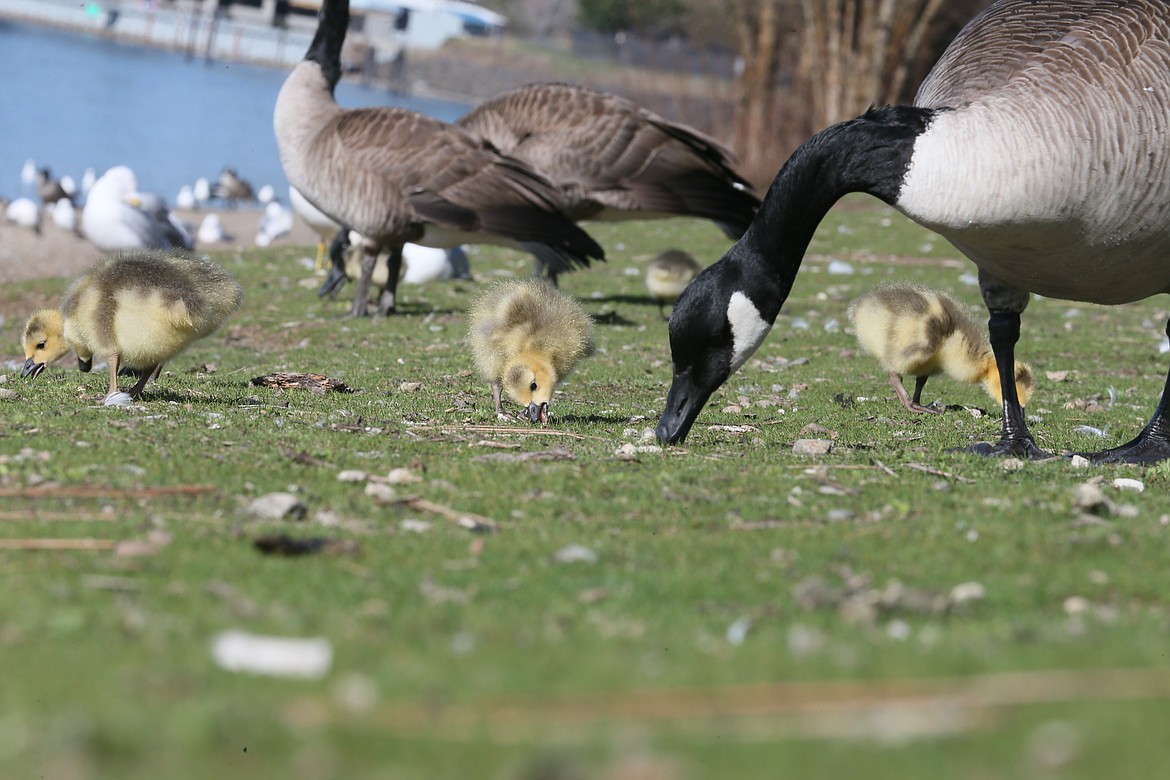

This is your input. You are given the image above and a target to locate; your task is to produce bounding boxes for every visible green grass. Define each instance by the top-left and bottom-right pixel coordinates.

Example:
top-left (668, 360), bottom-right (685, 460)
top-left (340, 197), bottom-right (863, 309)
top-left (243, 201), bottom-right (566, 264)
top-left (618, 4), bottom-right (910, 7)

top-left (3, 203), bottom-right (1170, 779)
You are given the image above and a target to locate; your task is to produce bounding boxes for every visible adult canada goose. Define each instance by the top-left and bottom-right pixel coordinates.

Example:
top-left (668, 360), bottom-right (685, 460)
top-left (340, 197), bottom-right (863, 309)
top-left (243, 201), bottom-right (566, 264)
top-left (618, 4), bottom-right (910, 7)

top-left (212, 166), bottom-right (256, 206)
top-left (37, 168), bottom-right (72, 206)
top-left (848, 283), bottom-right (1035, 414)
top-left (457, 82), bottom-right (760, 282)
top-left (82, 166), bottom-right (194, 252)
top-left (468, 278), bottom-right (594, 423)
top-left (656, 0), bottom-right (1170, 464)
top-left (645, 249), bottom-right (703, 320)
top-left (274, 0), bottom-right (604, 317)
top-left (21, 251), bottom-right (243, 405)
top-left (289, 185), bottom-right (341, 270)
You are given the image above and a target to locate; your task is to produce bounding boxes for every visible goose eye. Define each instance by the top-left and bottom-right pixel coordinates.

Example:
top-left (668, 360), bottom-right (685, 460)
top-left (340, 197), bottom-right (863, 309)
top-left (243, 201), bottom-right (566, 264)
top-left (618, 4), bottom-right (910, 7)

top-left (36, 341), bottom-right (46, 350)
top-left (529, 381), bottom-right (538, 392)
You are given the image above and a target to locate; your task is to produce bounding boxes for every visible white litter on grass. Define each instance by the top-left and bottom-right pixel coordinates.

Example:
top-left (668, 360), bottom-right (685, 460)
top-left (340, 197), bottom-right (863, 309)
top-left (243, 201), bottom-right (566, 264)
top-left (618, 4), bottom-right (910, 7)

top-left (827, 260), bottom-right (855, 275)
top-left (1112, 478), bottom-right (1145, 493)
top-left (103, 392), bottom-right (133, 407)
top-left (211, 630), bottom-right (332, 679)
top-left (554, 544), bottom-right (598, 564)
top-left (726, 616), bottom-right (752, 646)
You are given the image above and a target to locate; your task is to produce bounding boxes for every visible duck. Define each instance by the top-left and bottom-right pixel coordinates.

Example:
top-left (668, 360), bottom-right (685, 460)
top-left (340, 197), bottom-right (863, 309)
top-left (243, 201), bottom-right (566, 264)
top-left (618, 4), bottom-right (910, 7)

top-left (645, 249), bottom-right (703, 320)
top-left (288, 185), bottom-right (341, 271)
top-left (457, 82), bottom-right (760, 283)
top-left (273, 0), bottom-right (603, 317)
top-left (82, 166), bottom-right (194, 252)
top-left (20, 250), bottom-right (243, 405)
top-left (847, 283), bottom-right (1035, 415)
top-left (467, 278), bottom-right (594, 423)
top-left (212, 166), bottom-right (256, 206)
top-left (656, 0), bottom-right (1170, 465)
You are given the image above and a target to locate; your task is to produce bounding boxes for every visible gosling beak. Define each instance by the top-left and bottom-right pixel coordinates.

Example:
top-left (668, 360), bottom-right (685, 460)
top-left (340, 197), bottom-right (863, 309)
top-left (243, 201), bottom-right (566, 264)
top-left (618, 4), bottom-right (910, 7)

top-left (78, 356), bottom-right (92, 373)
top-left (526, 402), bottom-right (549, 424)
top-left (22, 357), bottom-right (45, 379)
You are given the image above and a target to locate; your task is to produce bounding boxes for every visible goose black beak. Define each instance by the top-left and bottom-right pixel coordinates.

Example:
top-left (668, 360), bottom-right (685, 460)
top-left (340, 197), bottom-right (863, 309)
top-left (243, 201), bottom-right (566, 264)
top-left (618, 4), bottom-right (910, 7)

top-left (319, 264), bottom-right (348, 299)
top-left (22, 357), bottom-right (45, 379)
top-left (656, 369), bottom-right (710, 445)
top-left (526, 402), bottom-right (549, 424)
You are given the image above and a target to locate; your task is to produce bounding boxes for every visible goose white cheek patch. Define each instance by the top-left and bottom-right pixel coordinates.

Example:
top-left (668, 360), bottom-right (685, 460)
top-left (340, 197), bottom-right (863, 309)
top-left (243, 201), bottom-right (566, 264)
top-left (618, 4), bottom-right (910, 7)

top-left (727, 291), bottom-right (771, 374)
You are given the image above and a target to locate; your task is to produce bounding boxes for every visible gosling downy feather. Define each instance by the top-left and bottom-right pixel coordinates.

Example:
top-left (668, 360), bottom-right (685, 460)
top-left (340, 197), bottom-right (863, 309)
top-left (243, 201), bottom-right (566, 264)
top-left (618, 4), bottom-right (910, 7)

top-left (21, 250), bottom-right (243, 403)
top-left (274, 0), bottom-right (603, 317)
top-left (848, 283), bottom-right (1034, 414)
top-left (645, 249), bottom-right (703, 320)
top-left (657, 0), bottom-right (1170, 464)
top-left (467, 278), bottom-right (594, 423)
top-left (458, 82), bottom-right (759, 281)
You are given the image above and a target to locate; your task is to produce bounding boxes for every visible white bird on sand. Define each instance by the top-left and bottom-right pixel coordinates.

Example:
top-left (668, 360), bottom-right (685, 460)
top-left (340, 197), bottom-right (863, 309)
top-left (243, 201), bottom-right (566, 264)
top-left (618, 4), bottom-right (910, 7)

top-left (197, 213), bottom-right (231, 244)
top-left (20, 159), bottom-right (37, 193)
top-left (255, 201), bottom-right (294, 247)
top-left (193, 178), bottom-right (212, 208)
top-left (51, 198), bottom-right (77, 233)
top-left (288, 185), bottom-right (340, 270)
top-left (257, 184), bottom-right (276, 204)
top-left (6, 197), bottom-right (41, 233)
top-left (82, 166), bottom-right (194, 252)
top-left (60, 175), bottom-right (77, 198)
top-left (402, 242), bottom-right (470, 283)
top-left (176, 185), bottom-right (196, 210)
top-left (81, 168), bottom-right (97, 197)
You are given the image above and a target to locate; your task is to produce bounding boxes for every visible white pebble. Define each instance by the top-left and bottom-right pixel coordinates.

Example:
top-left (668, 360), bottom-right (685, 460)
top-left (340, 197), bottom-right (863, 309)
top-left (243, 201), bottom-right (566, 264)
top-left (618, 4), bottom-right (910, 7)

top-left (1112, 478), bottom-right (1145, 493)
top-left (554, 544), bottom-right (598, 564)
top-left (211, 630), bottom-right (332, 679)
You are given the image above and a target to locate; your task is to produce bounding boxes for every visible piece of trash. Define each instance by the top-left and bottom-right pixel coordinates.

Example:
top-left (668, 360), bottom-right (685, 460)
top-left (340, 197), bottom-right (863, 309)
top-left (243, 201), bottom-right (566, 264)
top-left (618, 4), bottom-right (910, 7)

top-left (252, 534), bottom-right (359, 556)
top-left (1112, 478), bottom-right (1145, 493)
top-left (554, 544), bottom-right (598, 564)
top-left (246, 492), bottom-right (307, 521)
top-left (103, 392), bottom-right (133, 407)
top-left (211, 630), bottom-right (332, 679)
top-left (1072, 425), bottom-right (1108, 438)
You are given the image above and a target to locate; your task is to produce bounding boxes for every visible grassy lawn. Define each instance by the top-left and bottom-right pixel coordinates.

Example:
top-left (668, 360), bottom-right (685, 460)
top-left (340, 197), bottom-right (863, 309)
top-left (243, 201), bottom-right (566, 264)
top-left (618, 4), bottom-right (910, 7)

top-left (2, 203), bottom-right (1170, 779)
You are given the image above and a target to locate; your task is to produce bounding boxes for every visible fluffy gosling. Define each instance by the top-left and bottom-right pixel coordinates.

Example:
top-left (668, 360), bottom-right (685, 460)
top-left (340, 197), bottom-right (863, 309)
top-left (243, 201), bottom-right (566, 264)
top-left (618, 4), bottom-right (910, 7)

top-left (847, 282), bottom-right (1035, 414)
top-left (468, 278), bottom-right (594, 423)
top-left (645, 249), bottom-right (703, 320)
top-left (22, 250), bottom-right (243, 404)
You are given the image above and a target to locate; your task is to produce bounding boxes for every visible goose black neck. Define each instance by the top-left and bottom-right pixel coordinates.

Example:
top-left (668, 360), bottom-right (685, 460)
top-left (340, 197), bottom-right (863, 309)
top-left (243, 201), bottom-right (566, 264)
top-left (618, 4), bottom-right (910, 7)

top-left (306, 0), bottom-right (349, 92)
top-left (739, 105), bottom-right (934, 321)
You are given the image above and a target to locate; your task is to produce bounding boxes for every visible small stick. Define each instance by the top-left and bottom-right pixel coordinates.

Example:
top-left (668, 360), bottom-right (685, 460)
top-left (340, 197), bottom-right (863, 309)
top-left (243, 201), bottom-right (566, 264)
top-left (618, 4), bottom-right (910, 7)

top-left (905, 462), bottom-right (975, 483)
top-left (0, 538), bottom-right (118, 551)
top-left (400, 497), bottom-right (497, 533)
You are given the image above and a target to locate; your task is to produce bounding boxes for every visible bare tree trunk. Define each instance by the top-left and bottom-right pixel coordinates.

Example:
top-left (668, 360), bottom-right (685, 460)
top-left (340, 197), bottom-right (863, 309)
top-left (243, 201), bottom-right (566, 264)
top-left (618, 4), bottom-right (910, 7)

top-left (729, 0), bottom-right (782, 173)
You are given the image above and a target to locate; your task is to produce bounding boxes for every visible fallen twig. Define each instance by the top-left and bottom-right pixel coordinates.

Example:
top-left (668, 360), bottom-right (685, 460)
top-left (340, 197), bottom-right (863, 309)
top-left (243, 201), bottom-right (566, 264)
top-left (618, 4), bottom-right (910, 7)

top-left (400, 497), bottom-right (497, 533)
top-left (905, 463), bottom-right (976, 483)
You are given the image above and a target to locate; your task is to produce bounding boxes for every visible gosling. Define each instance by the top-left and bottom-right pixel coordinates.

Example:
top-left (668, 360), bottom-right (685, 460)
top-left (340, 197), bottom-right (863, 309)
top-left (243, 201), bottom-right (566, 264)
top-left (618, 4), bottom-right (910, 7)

top-left (467, 278), bottom-right (594, 423)
top-left (645, 249), bottom-right (703, 320)
top-left (22, 250), bottom-right (243, 405)
top-left (847, 282), bottom-right (1035, 414)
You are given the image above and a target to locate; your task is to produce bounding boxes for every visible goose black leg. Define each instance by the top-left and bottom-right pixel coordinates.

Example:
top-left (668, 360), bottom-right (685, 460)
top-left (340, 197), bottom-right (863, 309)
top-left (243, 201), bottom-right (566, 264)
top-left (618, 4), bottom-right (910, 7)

top-left (964, 310), bottom-right (1053, 459)
top-left (350, 245), bottom-right (377, 317)
top-left (376, 246), bottom-right (404, 316)
top-left (1077, 318), bottom-right (1170, 464)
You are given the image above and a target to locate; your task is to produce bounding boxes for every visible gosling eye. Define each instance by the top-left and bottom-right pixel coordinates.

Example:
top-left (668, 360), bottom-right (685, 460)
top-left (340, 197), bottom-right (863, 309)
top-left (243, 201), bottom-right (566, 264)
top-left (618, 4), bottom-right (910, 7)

top-left (529, 381), bottom-right (538, 392)
top-left (36, 341), bottom-right (46, 350)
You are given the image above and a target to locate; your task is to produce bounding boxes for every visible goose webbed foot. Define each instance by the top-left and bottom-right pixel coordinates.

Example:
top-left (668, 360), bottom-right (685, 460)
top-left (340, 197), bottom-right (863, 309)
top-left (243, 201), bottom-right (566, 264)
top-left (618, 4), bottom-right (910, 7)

top-left (1074, 431), bottom-right (1170, 464)
top-left (959, 436), bottom-right (1053, 460)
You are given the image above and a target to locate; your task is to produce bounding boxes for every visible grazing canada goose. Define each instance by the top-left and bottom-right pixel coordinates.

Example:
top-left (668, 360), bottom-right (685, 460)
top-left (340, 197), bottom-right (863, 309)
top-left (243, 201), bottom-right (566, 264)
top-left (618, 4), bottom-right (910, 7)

top-left (82, 166), bottom-right (194, 252)
top-left (21, 251), bottom-right (243, 404)
top-left (273, 0), bottom-right (603, 317)
top-left (289, 185), bottom-right (341, 270)
top-left (848, 283), bottom-right (1035, 414)
top-left (467, 278), bottom-right (594, 423)
top-left (657, 0), bottom-right (1170, 463)
top-left (37, 168), bottom-right (72, 206)
top-left (458, 82), bottom-right (760, 283)
top-left (645, 249), bottom-right (703, 320)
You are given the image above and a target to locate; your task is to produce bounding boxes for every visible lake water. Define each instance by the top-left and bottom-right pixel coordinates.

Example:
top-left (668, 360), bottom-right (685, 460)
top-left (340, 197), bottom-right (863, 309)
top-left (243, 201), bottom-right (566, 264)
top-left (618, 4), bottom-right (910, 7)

top-left (0, 20), bottom-right (470, 205)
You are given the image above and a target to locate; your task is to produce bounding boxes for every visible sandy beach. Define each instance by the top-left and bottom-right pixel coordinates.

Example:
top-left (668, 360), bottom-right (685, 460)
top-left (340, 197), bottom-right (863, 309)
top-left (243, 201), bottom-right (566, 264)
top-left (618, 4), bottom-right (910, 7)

top-left (0, 206), bottom-right (323, 285)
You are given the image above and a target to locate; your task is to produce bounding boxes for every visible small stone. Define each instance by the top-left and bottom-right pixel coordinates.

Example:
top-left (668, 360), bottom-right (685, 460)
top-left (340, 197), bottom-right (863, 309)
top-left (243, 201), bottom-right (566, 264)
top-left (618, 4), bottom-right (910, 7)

top-left (386, 468), bottom-right (423, 485)
top-left (792, 439), bottom-right (833, 456)
top-left (726, 617), bottom-right (752, 646)
top-left (1069, 455), bottom-right (1091, 469)
top-left (400, 519), bottom-right (432, 533)
top-left (1074, 483), bottom-right (1112, 515)
top-left (950, 581), bottom-right (986, 606)
top-left (364, 482), bottom-right (397, 503)
top-left (0, 388), bottom-right (20, 400)
top-left (827, 259), bottom-right (855, 275)
top-left (398, 382), bottom-right (423, 393)
top-left (886, 619), bottom-right (912, 641)
top-left (615, 442), bottom-right (639, 459)
top-left (1062, 595), bottom-right (1090, 615)
top-left (336, 470), bottom-right (368, 483)
top-left (246, 492), bottom-right (307, 521)
top-left (1002, 458), bottom-right (1025, 471)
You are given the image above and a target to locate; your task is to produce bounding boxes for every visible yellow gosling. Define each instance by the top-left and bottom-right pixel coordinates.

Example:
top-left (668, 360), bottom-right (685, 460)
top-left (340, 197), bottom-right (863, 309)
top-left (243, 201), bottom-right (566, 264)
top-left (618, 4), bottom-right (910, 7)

top-left (22, 250), bottom-right (243, 404)
top-left (847, 282), bottom-right (1034, 414)
top-left (468, 278), bottom-right (594, 423)
top-left (645, 249), bottom-right (703, 320)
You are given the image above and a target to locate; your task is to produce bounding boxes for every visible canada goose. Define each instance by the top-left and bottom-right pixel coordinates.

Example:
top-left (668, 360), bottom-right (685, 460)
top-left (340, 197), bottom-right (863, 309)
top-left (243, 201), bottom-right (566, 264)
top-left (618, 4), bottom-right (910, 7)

top-left (289, 185), bottom-right (341, 270)
top-left (458, 82), bottom-right (760, 283)
top-left (645, 249), bottom-right (703, 320)
top-left (656, 0), bottom-right (1170, 464)
top-left (212, 166), bottom-right (256, 206)
top-left (848, 283), bottom-right (1035, 414)
top-left (37, 168), bottom-right (72, 206)
top-left (467, 278), bottom-right (594, 423)
top-left (82, 166), bottom-right (194, 252)
top-left (21, 250), bottom-right (243, 404)
top-left (273, 0), bottom-right (603, 317)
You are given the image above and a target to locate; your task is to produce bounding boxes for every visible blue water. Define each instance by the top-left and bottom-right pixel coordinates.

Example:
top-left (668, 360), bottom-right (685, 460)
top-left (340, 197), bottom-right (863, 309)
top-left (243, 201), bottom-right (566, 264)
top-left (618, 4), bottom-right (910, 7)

top-left (0, 21), bottom-right (469, 204)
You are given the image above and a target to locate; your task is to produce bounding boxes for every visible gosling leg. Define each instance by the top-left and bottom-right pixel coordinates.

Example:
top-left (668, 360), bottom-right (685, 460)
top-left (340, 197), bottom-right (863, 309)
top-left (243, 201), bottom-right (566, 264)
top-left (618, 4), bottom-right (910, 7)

top-left (889, 372), bottom-right (942, 415)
